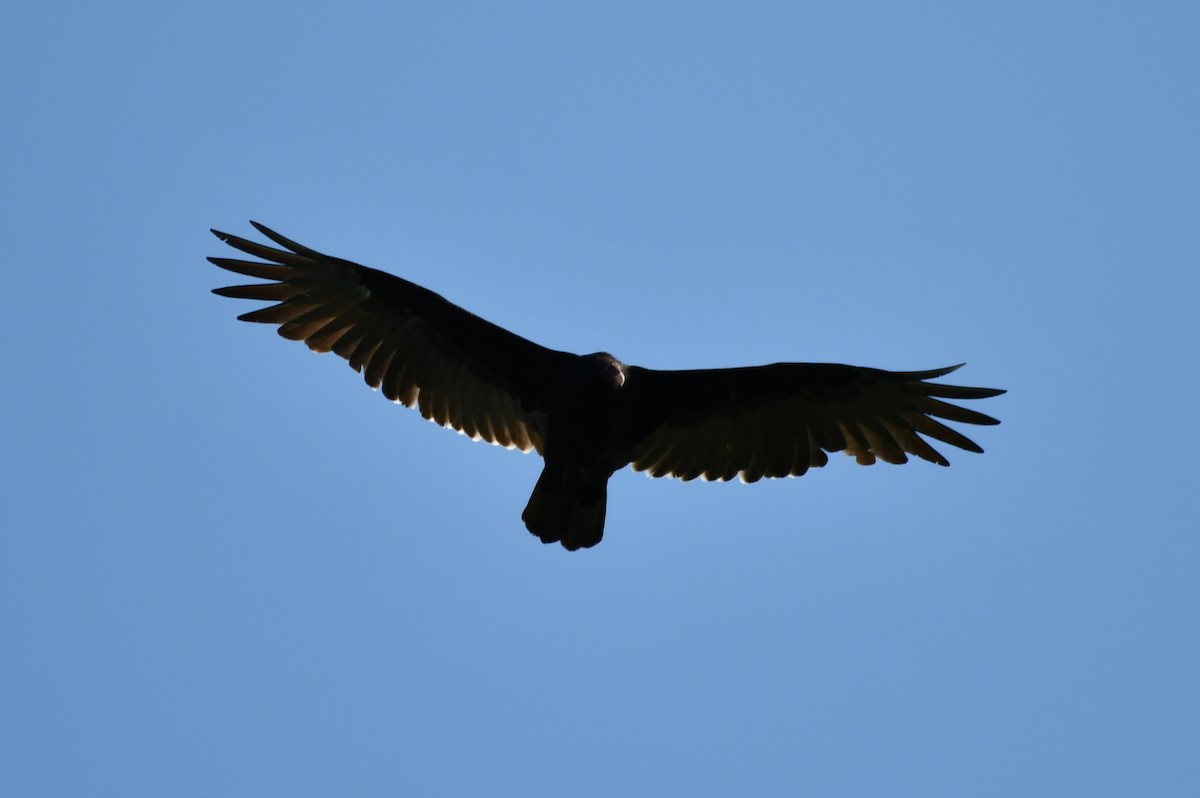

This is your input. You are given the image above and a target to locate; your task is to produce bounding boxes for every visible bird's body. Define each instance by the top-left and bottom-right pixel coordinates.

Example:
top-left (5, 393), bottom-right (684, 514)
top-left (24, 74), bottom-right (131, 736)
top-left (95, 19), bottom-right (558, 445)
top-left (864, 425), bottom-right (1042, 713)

top-left (210, 223), bottom-right (1004, 550)
top-left (522, 353), bottom-right (629, 547)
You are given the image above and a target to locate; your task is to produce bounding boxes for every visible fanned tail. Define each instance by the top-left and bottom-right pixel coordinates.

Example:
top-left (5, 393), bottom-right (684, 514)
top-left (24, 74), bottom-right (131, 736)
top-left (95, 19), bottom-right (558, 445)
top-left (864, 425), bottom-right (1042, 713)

top-left (522, 468), bottom-right (608, 551)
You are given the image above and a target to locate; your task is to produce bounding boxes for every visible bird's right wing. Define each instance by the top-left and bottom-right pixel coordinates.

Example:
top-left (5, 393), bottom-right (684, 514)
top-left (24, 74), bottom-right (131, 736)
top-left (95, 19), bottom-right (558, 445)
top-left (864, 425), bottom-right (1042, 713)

top-left (209, 222), bottom-right (575, 453)
top-left (616, 363), bottom-right (1004, 482)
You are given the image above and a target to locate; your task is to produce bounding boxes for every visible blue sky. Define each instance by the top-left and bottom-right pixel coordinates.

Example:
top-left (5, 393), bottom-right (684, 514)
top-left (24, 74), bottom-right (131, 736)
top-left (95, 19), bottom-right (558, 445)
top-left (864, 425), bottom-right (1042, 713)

top-left (3, 1), bottom-right (1197, 795)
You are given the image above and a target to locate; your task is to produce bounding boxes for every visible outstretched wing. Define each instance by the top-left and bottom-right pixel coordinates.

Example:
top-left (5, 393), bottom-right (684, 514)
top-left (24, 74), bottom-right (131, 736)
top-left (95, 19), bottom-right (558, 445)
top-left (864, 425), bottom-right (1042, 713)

top-left (617, 363), bottom-right (1003, 482)
top-left (209, 222), bottom-right (575, 453)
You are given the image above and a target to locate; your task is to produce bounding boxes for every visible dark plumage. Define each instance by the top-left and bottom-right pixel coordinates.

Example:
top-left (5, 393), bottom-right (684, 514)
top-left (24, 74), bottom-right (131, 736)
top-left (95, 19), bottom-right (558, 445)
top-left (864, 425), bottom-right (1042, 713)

top-left (209, 222), bottom-right (1005, 550)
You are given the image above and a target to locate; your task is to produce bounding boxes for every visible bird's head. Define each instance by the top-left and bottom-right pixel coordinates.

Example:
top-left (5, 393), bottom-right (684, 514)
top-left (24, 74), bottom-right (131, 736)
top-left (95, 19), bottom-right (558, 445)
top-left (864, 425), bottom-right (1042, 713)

top-left (586, 352), bottom-right (628, 389)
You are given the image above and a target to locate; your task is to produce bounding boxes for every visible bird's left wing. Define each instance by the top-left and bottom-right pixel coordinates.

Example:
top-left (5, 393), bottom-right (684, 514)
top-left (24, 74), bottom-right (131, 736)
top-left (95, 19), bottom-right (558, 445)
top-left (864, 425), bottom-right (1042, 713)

top-left (209, 222), bottom-right (574, 453)
top-left (616, 363), bottom-right (1004, 482)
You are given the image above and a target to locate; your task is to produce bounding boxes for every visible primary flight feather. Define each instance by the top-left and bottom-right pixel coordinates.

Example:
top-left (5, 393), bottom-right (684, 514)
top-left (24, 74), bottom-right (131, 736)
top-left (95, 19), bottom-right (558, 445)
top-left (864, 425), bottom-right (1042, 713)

top-left (209, 222), bottom-right (1004, 550)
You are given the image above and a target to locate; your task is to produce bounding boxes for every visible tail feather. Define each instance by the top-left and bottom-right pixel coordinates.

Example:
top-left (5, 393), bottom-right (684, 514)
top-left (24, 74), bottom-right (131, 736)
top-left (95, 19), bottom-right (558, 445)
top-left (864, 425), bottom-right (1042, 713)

top-left (522, 469), bottom-right (608, 551)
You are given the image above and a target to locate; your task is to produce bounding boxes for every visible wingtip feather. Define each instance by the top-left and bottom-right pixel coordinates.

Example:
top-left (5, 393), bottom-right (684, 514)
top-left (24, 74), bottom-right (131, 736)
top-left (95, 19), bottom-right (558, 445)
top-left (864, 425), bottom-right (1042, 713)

top-left (247, 221), bottom-right (322, 257)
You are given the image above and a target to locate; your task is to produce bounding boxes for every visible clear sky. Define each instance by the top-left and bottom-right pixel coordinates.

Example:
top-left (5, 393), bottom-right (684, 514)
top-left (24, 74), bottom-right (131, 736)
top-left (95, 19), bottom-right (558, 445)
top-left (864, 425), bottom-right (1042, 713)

top-left (3, 1), bottom-right (1197, 795)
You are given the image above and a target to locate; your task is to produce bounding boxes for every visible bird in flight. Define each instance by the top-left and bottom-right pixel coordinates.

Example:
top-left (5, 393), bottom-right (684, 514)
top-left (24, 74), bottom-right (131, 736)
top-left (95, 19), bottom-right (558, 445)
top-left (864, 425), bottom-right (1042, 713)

top-left (209, 223), bottom-right (1004, 550)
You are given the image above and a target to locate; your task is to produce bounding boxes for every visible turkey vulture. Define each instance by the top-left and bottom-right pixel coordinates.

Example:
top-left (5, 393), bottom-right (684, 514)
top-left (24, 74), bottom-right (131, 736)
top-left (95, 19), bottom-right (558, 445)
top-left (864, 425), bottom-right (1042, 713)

top-left (209, 222), bottom-right (1004, 550)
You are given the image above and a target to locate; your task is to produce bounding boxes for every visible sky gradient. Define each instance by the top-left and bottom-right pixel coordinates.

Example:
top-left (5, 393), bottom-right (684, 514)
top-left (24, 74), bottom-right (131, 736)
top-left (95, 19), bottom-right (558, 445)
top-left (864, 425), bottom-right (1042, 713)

top-left (3, 2), bottom-right (1198, 795)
